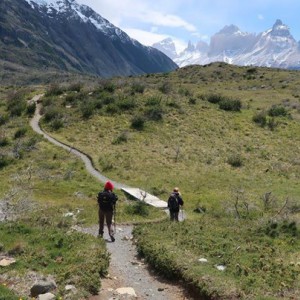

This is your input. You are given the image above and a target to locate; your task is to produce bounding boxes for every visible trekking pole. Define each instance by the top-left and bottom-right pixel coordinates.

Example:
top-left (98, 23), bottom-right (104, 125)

top-left (113, 204), bottom-right (116, 234)
top-left (181, 208), bottom-right (184, 221)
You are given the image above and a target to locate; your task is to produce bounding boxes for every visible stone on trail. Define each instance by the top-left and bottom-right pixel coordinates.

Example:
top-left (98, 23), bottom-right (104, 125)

top-left (198, 258), bottom-right (208, 263)
top-left (0, 257), bottom-right (16, 267)
top-left (115, 287), bottom-right (137, 297)
top-left (30, 279), bottom-right (57, 297)
top-left (37, 293), bottom-right (56, 300)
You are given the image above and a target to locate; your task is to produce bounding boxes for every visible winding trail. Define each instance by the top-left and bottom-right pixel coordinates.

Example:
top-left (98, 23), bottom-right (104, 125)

top-left (30, 94), bottom-right (129, 190)
top-left (29, 95), bottom-right (191, 299)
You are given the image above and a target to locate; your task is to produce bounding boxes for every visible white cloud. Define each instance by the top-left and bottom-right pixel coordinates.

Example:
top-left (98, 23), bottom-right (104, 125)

top-left (257, 14), bottom-right (264, 20)
top-left (77, 0), bottom-right (197, 32)
top-left (123, 27), bottom-right (186, 53)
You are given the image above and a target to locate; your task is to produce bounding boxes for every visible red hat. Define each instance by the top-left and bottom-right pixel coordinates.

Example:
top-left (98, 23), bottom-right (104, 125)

top-left (104, 181), bottom-right (114, 191)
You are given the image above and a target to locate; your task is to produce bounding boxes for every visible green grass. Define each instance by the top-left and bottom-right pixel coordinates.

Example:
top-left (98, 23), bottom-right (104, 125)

top-left (134, 217), bottom-right (300, 299)
top-left (0, 214), bottom-right (109, 298)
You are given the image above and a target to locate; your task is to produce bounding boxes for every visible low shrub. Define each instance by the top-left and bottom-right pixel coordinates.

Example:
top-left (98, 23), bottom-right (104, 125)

top-left (0, 114), bottom-right (9, 125)
top-left (0, 137), bottom-right (9, 147)
top-left (145, 106), bottom-right (164, 121)
top-left (131, 82), bottom-right (145, 94)
top-left (0, 155), bottom-right (12, 169)
top-left (14, 127), bottom-right (27, 139)
top-left (117, 98), bottom-right (136, 111)
top-left (45, 84), bottom-right (64, 96)
top-left (219, 99), bottom-right (241, 111)
top-left (112, 132), bottom-right (129, 144)
top-left (146, 96), bottom-right (162, 106)
top-left (227, 154), bottom-right (243, 167)
top-left (26, 102), bottom-right (36, 116)
top-left (44, 107), bottom-right (62, 122)
top-left (158, 82), bottom-right (171, 94)
top-left (268, 105), bottom-right (288, 117)
top-left (106, 103), bottom-right (119, 115)
top-left (206, 93), bottom-right (224, 104)
top-left (252, 111), bottom-right (267, 127)
top-left (131, 115), bottom-right (145, 130)
top-left (51, 118), bottom-right (64, 130)
top-left (80, 102), bottom-right (94, 119)
top-left (103, 81), bottom-right (116, 93)
top-left (125, 201), bottom-right (149, 217)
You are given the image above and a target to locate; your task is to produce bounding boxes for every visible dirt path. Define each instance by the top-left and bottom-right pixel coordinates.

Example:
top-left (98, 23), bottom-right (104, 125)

top-left (30, 95), bottom-right (192, 299)
top-left (76, 225), bottom-right (191, 300)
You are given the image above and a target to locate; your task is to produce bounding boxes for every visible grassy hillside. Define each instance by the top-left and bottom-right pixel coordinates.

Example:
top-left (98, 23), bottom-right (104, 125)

top-left (0, 86), bottom-right (163, 299)
top-left (1, 63), bottom-right (300, 298)
top-left (36, 63), bottom-right (300, 298)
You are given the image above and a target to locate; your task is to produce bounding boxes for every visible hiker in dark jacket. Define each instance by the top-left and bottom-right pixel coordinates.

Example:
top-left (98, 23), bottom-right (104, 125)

top-left (168, 187), bottom-right (183, 221)
top-left (97, 181), bottom-right (118, 242)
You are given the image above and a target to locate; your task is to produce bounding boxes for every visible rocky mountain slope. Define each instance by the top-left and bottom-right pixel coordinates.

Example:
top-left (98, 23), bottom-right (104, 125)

top-left (0, 0), bottom-right (177, 79)
top-left (154, 20), bottom-right (300, 69)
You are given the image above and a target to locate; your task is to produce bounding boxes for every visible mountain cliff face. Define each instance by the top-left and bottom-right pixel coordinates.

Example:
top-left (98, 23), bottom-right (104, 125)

top-left (153, 20), bottom-right (300, 69)
top-left (0, 0), bottom-right (177, 78)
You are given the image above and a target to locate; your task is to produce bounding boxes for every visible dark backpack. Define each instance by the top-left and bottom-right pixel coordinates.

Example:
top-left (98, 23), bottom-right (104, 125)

top-left (168, 195), bottom-right (179, 211)
top-left (97, 191), bottom-right (116, 211)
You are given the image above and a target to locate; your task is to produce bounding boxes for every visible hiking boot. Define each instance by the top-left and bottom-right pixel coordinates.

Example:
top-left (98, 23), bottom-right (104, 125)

top-left (110, 235), bottom-right (115, 242)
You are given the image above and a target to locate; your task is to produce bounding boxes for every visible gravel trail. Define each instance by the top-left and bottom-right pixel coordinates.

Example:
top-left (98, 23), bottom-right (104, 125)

top-left (30, 95), bottom-right (192, 300)
top-left (76, 225), bottom-right (191, 300)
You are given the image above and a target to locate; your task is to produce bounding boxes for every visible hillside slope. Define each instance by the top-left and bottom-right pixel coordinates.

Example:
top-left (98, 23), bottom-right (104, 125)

top-left (0, 0), bottom-right (177, 80)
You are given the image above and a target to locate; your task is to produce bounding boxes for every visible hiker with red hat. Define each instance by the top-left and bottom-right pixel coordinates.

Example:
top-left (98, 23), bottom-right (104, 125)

top-left (167, 187), bottom-right (184, 221)
top-left (97, 181), bottom-right (118, 242)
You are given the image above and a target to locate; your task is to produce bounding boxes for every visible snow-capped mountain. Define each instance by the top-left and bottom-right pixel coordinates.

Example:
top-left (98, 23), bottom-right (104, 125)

top-left (153, 20), bottom-right (300, 69)
top-left (0, 0), bottom-right (177, 78)
top-left (152, 38), bottom-right (177, 60)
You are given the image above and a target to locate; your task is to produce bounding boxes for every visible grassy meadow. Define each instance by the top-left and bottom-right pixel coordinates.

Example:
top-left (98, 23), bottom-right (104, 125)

top-left (0, 62), bottom-right (300, 298)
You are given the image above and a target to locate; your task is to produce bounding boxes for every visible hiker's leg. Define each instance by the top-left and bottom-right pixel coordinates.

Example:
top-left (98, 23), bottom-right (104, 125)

top-left (174, 211), bottom-right (179, 221)
top-left (170, 210), bottom-right (175, 221)
top-left (106, 211), bottom-right (115, 242)
top-left (98, 209), bottom-right (105, 236)
top-left (106, 210), bottom-right (113, 236)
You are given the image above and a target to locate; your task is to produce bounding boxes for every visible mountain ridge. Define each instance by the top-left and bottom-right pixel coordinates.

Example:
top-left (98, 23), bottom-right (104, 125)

top-left (153, 19), bottom-right (300, 69)
top-left (0, 0), bottom-right (177, 80)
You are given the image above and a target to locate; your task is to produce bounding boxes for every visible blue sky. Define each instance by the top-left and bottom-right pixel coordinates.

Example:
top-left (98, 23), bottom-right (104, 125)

top-left (77, 0), bottom-right (300, 52)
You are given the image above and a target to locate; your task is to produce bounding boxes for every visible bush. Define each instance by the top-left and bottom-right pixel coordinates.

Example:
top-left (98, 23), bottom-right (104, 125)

top-left (125, 201), bottom-right (149, 217)
top-left (26, 102), bottom-right (36, 116)
top-left (14, 127), bottom-right (27, 139)
top-left (117, 98), bottom-right (136, 111)
top-left (0, 137), bottom-right (9, 147)
top-left (0, 114), bottom-right (9, 125)
top-left (206, 94), bottom-right (224, 104)
top-left (227, 154), bottom-right (243, 167)
top-left (268, 105), bottom-right (288, 117)
top-left (80, 102), bottom-right (94, 119)
top-left (0, 155), bottom-right (12, 169)
top-left (103, 81), bottom-right (116, 93)
top-left (45, 84), bottom-right (64, 96)
top-left (178, 87), bottom-right (191, 96)
top-left (7, 95), bottom-right (26, 117)
top-left (106, 103), bottom-right (119, 115)
top-left (131, 82), bottom-right (145, 94)
top-left (67, 82), bottom-right (82, 92)
top-left (145, 106), bottom-right (164, 121)
top-left (219, 99), bottom-right (241, 111)
top-left (51, 118), bottom-right (64, 130)
top-left (146, 96), bottom-right (162, 106)
top-left (112, 132), bottom-right (129, 144)
top-left (131, 116), bottom-right (145, 130)
top-left (253, 111), bottom-right (267, 127)
top-left (158, 82), bottom-right (171, 94)
top-left (44, 107), bottom-right (62, 122)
